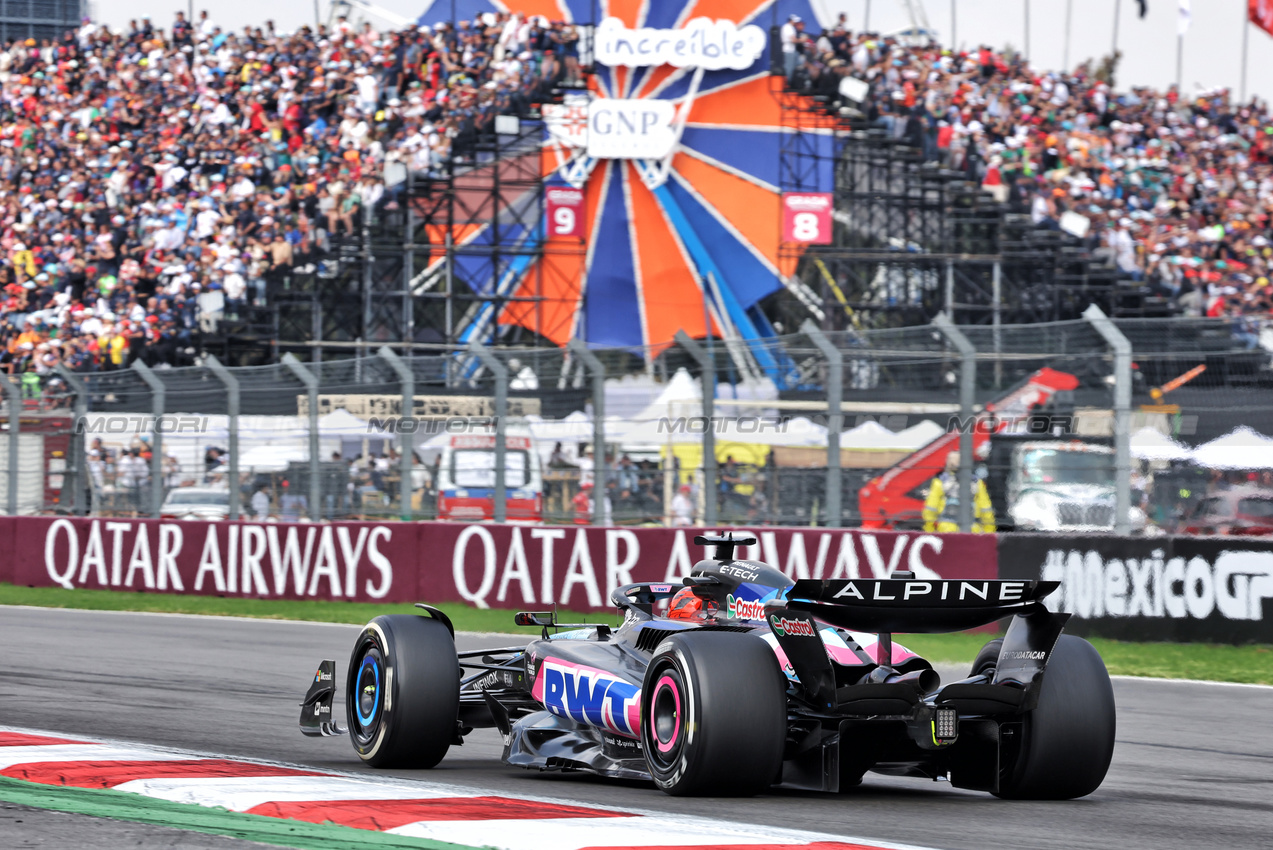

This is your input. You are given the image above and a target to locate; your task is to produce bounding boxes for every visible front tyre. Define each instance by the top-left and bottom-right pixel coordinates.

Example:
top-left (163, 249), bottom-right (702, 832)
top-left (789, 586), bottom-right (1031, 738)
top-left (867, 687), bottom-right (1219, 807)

top-left (640, 632), bottom-right (785, 796)
top-left (347, 615), bottom-right (459, 768)
top-left (995, 635), bottom-right (1116, 800)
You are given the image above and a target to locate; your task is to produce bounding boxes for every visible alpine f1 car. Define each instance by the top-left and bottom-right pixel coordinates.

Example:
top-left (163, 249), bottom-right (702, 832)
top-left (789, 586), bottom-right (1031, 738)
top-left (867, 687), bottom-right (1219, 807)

top-left (300, 534), bottom-right (1115, 798)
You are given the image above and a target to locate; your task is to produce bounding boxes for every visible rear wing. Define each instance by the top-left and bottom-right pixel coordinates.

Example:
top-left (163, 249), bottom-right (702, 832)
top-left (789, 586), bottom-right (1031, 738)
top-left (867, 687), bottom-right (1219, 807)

top-left (785, 579), bottom-right (1058, 633)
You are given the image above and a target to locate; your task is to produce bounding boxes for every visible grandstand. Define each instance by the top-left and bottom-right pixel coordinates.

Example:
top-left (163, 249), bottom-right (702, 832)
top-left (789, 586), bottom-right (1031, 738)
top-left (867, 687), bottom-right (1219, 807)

top-left (0, 3), bottom-right (1266, 383)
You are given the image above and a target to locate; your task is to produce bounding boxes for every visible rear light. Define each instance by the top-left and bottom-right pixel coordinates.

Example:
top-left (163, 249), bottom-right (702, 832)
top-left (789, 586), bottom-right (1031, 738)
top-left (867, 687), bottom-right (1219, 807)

top-left (160, 514), bottom-right (178, 520)
top-left (932, 706), bottom-right (958, 745)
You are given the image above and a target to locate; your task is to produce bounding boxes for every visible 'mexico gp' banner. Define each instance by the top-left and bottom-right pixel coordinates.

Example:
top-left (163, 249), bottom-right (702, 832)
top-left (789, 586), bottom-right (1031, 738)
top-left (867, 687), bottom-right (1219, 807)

top-left (0, 517), bottom-right (997, 612)
top-left (999, 535), bottom-right (1273, 644)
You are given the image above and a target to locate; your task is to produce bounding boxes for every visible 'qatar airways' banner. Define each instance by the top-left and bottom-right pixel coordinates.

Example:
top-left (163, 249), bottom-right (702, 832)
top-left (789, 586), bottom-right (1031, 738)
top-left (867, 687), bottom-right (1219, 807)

top-left (435, 525), bottom-right (996, 610)
top-left (0, 517), bottom-right (997, 612)
top-left (7, 517), bottom-right (406, 603)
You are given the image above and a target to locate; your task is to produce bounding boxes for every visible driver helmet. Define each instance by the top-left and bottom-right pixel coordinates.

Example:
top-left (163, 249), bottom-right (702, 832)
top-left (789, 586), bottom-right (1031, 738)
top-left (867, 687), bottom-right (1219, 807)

top-left (667, 587), bottom-right (717, 621)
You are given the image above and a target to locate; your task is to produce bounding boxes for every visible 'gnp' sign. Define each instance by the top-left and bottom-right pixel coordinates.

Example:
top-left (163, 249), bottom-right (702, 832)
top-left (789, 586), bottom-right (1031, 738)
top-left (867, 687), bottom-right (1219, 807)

top-left (586, 99), bottom-right (676, 160)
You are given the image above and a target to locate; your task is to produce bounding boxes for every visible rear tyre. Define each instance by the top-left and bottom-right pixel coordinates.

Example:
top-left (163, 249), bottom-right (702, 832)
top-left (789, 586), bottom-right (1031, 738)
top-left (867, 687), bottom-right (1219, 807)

top-left (995, 635), bottom-right (1116, 800)
top-left (347, 615), bottom-right (459, 768)
top-left (640, 632), bottom-right (786, 796)
top-left (971, 638), bottom-right (1004, 677)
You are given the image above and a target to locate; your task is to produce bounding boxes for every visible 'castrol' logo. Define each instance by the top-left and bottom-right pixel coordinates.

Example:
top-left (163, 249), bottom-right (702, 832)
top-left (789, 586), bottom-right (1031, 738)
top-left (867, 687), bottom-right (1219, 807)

top-left (726, 593), bottom-right (766, 620)
top-left (769, 614), bottom-right (816, 637)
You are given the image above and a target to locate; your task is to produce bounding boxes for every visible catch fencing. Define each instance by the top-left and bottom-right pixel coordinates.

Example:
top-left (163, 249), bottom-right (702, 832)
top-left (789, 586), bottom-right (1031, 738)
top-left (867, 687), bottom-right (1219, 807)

top-left (2, 311), bottom-right (1272, 535)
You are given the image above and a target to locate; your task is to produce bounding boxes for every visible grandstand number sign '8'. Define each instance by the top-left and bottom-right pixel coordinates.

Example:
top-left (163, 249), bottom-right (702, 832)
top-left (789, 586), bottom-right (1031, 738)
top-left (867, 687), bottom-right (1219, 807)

top-left (781, 193), bottom-right (833, 245)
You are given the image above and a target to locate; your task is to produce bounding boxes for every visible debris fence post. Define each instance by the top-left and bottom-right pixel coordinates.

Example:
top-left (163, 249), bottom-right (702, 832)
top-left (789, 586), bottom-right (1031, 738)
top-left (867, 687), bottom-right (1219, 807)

top-left (468, 342), bottom-right (509, 523)
top-left (1083, 305), bottom-right (1132, 536)
top-left (674, 331), bottom-right (716, 528)
top-left (0, 372), bottom-right (18, 514)
top-left (567, 339), bottom-right (607, 514)
top-left (933, 315), bottom-right (976, 532)
top-left (282, 354), bottom-right (321, 523)
top-left (131, 361), bottom-right (165, 518)
top-left (379, 347), bottom-right (416, 521)
top-left (803, 321), bottom-right (843, 528)
top-left (206, 355), bottom-right (241, 521)
top-left (55, 366), bottom-right (89, 516)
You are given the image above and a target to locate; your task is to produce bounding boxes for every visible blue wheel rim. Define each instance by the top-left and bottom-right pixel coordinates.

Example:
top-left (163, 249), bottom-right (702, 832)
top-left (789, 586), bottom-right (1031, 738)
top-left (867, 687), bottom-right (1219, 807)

top-left (356, 654), bottom-right (381, 727)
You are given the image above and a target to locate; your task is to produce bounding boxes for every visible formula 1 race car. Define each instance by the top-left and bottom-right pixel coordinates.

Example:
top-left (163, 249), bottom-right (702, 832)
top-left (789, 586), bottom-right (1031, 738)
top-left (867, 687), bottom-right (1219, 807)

top-left (300, 534), bottom-right (1115, 798)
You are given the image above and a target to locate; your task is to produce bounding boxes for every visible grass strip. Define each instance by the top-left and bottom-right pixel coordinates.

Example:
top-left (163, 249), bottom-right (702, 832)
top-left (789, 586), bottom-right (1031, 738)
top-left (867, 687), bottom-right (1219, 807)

top-left (898, 632), bottom-right (1272, 685)
top-left (0, 776), bottom-right (482, 850)
top-left (1, 582), bottom-right (1267, 685)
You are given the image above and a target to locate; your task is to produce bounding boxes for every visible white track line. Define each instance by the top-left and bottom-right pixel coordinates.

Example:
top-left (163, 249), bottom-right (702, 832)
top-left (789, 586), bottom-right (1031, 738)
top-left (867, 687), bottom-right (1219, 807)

top-left (0, 745), bottom-right (172, 769)
top-left (112, 775), bottom-right (459, 810)
top-left (391, 814), bottom-right (938, 850)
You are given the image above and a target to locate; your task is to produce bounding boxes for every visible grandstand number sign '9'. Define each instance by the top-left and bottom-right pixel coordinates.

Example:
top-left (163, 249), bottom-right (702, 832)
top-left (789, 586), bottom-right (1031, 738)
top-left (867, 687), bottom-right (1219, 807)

top-left (781, 193), bottom-right (834, 245)
top-left (546, 187), bottom-right (585, 239)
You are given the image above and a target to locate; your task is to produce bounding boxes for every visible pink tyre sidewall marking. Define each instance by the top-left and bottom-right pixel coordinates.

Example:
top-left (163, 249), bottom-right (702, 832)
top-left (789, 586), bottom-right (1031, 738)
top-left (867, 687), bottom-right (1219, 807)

top-left (651, 675), bottom-right (682, 753)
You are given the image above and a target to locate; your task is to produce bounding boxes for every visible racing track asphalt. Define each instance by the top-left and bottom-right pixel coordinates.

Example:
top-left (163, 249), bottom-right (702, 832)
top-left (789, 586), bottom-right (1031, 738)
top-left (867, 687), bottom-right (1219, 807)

top-left (0, 606), bottom-right (1269, 850)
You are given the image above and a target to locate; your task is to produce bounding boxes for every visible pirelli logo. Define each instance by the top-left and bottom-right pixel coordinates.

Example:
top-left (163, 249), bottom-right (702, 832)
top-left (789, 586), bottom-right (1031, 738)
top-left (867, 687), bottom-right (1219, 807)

top-left (828, 580), bottom-right (1031, 604)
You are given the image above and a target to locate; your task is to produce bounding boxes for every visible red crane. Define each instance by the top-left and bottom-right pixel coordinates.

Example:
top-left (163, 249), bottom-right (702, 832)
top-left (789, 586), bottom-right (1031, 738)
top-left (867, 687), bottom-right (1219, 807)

top-left (857, 367), bottom-right (1081, 529)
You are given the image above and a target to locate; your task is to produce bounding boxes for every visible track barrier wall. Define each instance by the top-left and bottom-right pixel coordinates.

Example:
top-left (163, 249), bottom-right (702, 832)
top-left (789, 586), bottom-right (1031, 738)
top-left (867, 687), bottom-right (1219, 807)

top-left (1, 517), bottom-right (1268, 643)
top-left (0, 518), bottom-right (990, 610)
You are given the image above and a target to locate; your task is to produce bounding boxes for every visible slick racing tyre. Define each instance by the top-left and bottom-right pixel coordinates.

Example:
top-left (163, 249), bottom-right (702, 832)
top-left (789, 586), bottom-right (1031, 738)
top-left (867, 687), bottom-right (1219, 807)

top-left (971, 638), bottom-right (1004, 678)
top-left (640, 632), bottom-right (785, 796)
top-left (347, 614), bottom-right (459, 768)
top-left (995, 635), bottom-right (1116, 800)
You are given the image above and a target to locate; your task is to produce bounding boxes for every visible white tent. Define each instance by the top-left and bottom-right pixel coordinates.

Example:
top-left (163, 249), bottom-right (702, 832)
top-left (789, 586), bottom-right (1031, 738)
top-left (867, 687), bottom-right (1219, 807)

top-left (766, 416), bottom-right (829, 447)
top-left (1190, 426), bottom-right (1273, 470)
top-left (1130, 427), bottom-right (1191, 462)
top-left (605, 368), bottom-right (777, 420)
top-left (318, 408), bottom-right (382, 437)
top-left (839, 420), bottom-right (901, 449)
top-left (629, 368), bottom-right (702, 423)
top-left (893, 420), bottom-right (945, 450)
top-left (237, 445), bottom-right (311, 472)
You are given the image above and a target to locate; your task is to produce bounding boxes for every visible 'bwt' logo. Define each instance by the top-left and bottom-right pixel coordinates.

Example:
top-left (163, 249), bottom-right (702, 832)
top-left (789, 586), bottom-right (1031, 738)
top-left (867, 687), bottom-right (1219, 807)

top-left (540, 660), bottom-right (640, 737)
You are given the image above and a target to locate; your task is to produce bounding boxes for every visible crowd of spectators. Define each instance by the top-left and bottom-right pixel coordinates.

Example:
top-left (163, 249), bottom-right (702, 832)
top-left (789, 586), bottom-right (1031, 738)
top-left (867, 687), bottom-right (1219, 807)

top-left (781, 12), bottom-right (1273, 328)
top-left (0, 9), bottom-right (581, 393)
top-left (3, 7), bottom-right (1271, 402)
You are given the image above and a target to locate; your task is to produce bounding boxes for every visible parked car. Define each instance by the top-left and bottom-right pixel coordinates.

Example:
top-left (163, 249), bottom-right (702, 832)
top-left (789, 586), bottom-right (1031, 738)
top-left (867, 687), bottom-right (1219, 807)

top-left (159, 487), bottom-right (230, 521)
top-left (1179, 486), bottom-right (1273, 536)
